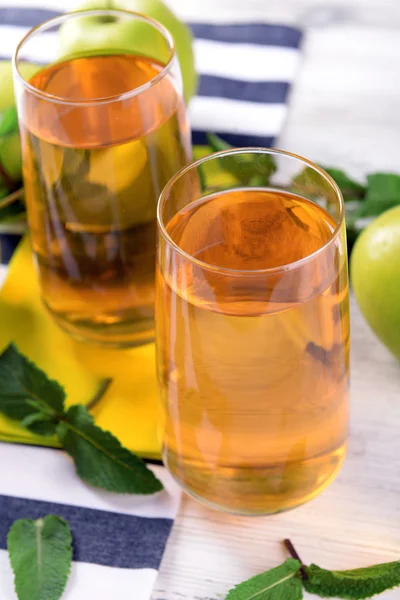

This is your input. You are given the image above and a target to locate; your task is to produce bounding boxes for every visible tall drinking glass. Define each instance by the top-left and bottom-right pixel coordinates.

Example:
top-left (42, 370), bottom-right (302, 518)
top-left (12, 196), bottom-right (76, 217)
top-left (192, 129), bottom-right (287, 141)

top-left (13, 10), bottom-right (191, 347)
top-left (156, 149), bottom-right (350, 514)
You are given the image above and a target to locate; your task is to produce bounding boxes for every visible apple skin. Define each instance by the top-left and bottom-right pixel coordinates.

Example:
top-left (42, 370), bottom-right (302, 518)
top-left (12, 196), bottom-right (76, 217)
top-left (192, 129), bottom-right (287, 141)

top-left (59, 0), bottom-right (197, 104)
top-left (0, 60), bottom-right (39, 191)
top-left (0, 60), bottom-right (39, 112)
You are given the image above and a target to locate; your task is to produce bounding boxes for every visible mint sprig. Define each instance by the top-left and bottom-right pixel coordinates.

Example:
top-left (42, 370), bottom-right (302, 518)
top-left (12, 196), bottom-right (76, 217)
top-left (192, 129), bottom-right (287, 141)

top-left (0, 343), bottom-right (162, 494)
top-left (206, 132), bottom-right (276, 185)
top-left (8, 515), bottom-right (72, 600)
top-left (225, 540), bottom-right (400, 600)
top-left (7, 522), bottom-right (400, 600)
top-left (305, 562), bottom-right (400, 599)
top-left (322, 167), bottom-right (366, 198)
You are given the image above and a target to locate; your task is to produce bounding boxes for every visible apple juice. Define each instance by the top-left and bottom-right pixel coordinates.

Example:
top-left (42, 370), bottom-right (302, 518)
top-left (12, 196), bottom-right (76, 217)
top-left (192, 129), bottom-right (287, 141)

top-left (20, 53), bottom-right (191, 346)
top-left (157, 188), bottom-right (350, 514)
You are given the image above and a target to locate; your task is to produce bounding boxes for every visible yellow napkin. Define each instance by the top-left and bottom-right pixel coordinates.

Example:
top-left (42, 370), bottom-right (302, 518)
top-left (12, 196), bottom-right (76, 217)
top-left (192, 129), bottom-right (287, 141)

top-left (0, 237), bottom-right (161, 458)
top-left (0, 146), bottom-right (232, 457)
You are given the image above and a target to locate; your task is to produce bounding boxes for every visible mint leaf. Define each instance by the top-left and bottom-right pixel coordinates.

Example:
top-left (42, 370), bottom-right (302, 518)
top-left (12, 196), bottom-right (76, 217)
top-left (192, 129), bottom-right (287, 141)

top-left (231, 153), bottom-right (276, 185)
top-left (284, 539), bottom-right (400, 599)
top-left (356, 173), bottom-right (400, 217)
top-left (57, 405), bottom-right (163, 494)
top-left (0, 346), bottom-right (162, 494)
top-left (291, 166), bottom-right (334, 200)
top-left (0, 106), bottom-right (19, 137)
top-left (0, 344), bottom-right (65, 435)
top-left (225, 559), bottom-right (302, 600)
top-left (305, 561), bottom-right (400, 599)
top-left (321, 167), bottom-right (365, 199)
top-left (8, 515), bottom-right (72, 600)
top-left (0, 198), bottom-right (26, 223)
top-left (206, 132), bottom-right (276, 185)
top-left (0, 185), bottom-right (9, 200)
top-left (207, 131), bottom-right (232, 152)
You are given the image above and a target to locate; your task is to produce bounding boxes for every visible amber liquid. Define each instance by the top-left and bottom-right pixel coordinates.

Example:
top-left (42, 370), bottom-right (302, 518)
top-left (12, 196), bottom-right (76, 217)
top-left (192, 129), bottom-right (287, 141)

top-left (157, 189), bottom-right (350, 514)
top-left (21, 54), bottom-right (191, 346)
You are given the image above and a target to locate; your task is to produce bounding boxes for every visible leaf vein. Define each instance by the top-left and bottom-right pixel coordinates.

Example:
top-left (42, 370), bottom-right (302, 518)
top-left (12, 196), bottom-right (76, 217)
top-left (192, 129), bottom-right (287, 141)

top-left (62, 419), bottom-right (144, 474)
top-left (244, 571), bottom-right (297, 600)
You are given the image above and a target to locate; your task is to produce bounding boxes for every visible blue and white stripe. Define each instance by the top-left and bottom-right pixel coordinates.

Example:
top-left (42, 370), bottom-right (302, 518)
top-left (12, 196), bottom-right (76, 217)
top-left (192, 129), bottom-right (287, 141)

top-left (0, 6), bottom-right (302, 147)
top-left (0, 443), bottom-right (181, 600)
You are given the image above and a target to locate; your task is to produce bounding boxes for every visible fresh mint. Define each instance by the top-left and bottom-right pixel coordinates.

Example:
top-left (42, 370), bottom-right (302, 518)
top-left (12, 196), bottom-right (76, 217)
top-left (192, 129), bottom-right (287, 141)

top-left (284, 538), bottom-right (400, 599)
top-left (291, 165), bottom-right (333, 200)
top-left (305, 561), bottom-right (400, 599)
top-left (58, 404), bottom-right (162, 494)
top-left (322, 167), bottom-right (366, 199)
top-left (0, 343), bottom-right (65, 435)
top-left (8, 515), bottom-right (72, 600)
top-left (224, 540), bottom-right (400, 600)
top-left (0, 195), bottom-right (25, 218)
top-left (225, 559), bottom-right (303, 600)
top-left (356, 173), bottom-right (400, 217)
top-left (0, 343), bottom-right (163, 494)
top-left (206, 132), bottom-right (276, 186)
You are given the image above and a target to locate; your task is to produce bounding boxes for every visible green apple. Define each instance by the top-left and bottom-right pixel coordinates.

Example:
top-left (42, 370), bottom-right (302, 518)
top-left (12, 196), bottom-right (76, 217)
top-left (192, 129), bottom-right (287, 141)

top-left (0, 133), bottom-right (22, 180)
top-left (351, 205), bottom-right (400, 361)
top-left (0, 60), bottom-right (39, 112)
top-left (59, 0), bottom-right (197, 104)
top-left (0, 60), bottom-right (39, 193)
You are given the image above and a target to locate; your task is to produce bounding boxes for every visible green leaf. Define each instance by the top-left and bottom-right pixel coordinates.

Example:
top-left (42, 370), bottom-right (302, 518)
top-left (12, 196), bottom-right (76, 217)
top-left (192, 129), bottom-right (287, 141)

top-left (225, 559), bottom-right (302, 600)
top-left (0, 198), bottom-right (26, 223)
top-left (0, 106), bottom-right (19, 137)
top-left (230, 153), bottom-right (276, 185)
top-left (206, 132), bottom-right (276, 185)
top-left (8, 515), bottom-right (72, 600)
top-left (0, 346), bottom-right (161, 494)
top-left (358, 173), bottom-right (400, 217)
top-left (305, 561), bottom-right (400, 599)
top-left (0, 344), bottom-right (65, 435)
top-left (207, 131), bottom-right (232, 152)
top-left (57, 404), bottom-right (163, 494)
top-left (198, 162), bottom-right (207, 192)
top-left (291, 167), bottom-right (330, 199)
top-left (0, 185), bottom-right (9, 199)
top-left (321, 167), bottom-right (365, 199)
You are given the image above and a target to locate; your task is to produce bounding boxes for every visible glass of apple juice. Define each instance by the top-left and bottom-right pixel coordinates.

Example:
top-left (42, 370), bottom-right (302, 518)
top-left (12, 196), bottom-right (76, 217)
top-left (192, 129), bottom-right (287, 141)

top-left (12, 9), bottom-right (192, 347)
top-left (156, 148), bottom-right (350, 514)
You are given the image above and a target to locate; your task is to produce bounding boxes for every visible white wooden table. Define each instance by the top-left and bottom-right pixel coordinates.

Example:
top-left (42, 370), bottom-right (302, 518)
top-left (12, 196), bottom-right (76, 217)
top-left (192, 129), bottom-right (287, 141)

top-left (154, 1), bottom-right (400, 598)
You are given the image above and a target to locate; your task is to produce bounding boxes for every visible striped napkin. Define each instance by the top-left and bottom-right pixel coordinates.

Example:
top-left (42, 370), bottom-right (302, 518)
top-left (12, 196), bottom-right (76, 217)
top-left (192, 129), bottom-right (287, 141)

top-left (0, 5), bottom-right (303, 599)
top-left (0, 443), bottom-right (181, 600)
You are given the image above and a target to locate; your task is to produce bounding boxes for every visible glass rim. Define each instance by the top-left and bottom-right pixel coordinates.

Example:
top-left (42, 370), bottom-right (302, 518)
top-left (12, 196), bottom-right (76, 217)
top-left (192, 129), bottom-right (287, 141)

top-left (157, 147), bottom-right (345, 276)
top-left (12, 8), bottom-right (176, 107)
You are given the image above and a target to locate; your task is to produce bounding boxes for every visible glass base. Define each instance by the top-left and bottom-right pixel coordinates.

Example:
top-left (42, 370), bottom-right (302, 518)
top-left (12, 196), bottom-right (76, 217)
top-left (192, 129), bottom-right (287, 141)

top-left (46, 304), bottom-right (154, 348)
top-left (163, 444), bottom-right (347, 516)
